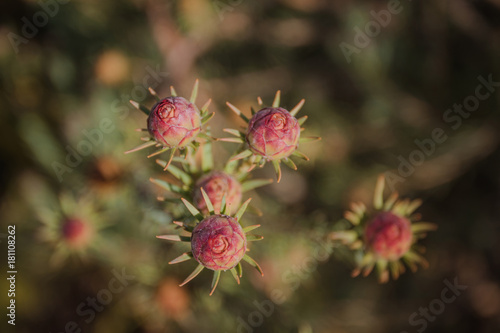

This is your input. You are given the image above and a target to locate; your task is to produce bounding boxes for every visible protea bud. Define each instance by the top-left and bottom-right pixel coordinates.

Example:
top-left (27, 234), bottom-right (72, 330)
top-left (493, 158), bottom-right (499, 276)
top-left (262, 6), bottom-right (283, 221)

top-left (222, 91), bottom-right (319, 182)
top-left (61, 218), bottom-right (93, 248)
top-left (364, 212), bottom-right (412, 261)
top-left (148, 97), bottom-right (201, 148)
top-left (246, 107), bottom-right (300, 160)
top-left (157, 196), bottom-right (263, 295)
top-left (191, 215), bottom-right (246, 271)
top-left (126, 81), bottom-right (213, 169)
top-left (192, 172), bottom-right (242, 215)
top-left (330, 175), bottom-right (437, 283)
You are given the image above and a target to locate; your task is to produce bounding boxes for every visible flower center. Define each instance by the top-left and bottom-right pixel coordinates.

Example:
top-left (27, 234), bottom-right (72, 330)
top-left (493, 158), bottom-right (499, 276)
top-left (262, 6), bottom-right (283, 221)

top-left (210, 235), bottom-right (229, 254)
top-left (158, 102), bottom-right (176, 119)
top-left (269, 113), bottom-right (286, 130)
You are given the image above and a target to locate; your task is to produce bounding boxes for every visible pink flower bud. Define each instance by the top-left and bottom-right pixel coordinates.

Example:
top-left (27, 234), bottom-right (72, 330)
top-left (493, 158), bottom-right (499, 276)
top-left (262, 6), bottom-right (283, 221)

top-left (364, 212), bottom-right (412, 261)
top-left (61, 218), bottom-right (93, 248)
top-left (191, 215), bottom-right (247, 271)
top-left (148, 97), bottom-right (201, 148)
top-left (246, 107), bottom-right (300, 160)
top-left (192, 172), bottom-right (242, 215)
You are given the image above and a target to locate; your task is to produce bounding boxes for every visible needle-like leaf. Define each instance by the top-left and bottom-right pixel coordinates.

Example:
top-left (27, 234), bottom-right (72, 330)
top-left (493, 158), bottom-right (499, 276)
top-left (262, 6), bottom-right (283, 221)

top-left (156, 235), bottom-right (191, 242)
top-left (200, 188), bottom-right (215, 215)
top-left (290, 99), bottom-right (305, 117)
top-left (169, 252), bottom-right (193, 264)
top-left (272, 90), bottom-right (281, 107)
top-left (190, 79), bottom-right (199, 103)
top-left (209, 270), bottom-right (221, 296)
top-left (235, 198), bottom-right (252, 221)
top-left (148, 87), bottom-right (160, 101)
top-left (124, 141), bottom-right (156, 154)
top-left (179, 264), bottom-right (204, 287)
top-left (241, 179), bottom-right (273, 192)
top-left (272, 160), bottom-right (282, 183)
top-left (243, 255), bottom-right (264, 276)
top-left (226, 102), bottom-right (249, 123)
top-left (129, 100), bottom-right (151, 115)
top-left (181, 198), bottom-right (204, 221)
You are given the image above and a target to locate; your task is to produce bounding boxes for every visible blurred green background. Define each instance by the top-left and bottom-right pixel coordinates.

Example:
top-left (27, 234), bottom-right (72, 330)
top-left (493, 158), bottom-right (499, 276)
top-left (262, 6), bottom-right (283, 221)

top-left (1, 0), bottom-right (500, 332)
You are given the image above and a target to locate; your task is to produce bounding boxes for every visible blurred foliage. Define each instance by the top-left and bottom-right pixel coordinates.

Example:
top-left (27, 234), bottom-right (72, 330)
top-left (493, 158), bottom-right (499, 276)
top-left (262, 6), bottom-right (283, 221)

top-left (1, 0), bottom-right (500, 332)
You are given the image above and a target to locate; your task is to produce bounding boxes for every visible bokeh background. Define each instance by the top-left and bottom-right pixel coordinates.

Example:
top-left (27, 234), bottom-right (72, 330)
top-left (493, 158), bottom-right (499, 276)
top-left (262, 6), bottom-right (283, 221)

top-left (1, 0), bottom-right (500, 332)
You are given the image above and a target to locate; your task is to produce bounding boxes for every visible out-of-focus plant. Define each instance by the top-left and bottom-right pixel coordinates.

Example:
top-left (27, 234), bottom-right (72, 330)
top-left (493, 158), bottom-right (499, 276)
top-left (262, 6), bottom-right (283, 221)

top-left (330, 175), bottom-right (437, 283)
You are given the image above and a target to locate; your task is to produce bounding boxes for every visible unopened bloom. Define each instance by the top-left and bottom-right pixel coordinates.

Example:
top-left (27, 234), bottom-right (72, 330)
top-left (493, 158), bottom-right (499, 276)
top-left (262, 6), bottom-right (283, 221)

top-left (246, 107), bottom-right (300, 160)
top-left (157, 197), bottom-right (263, 294)
top-left (330, 175), bottom-right (437, 283)
top-left (364, 212), bottom-right (412, 261)
top-left (192, 172), bottom-right (242, 215)
top-left (61, 218), bottom-right (93, 248)
top-left (148, 97), bottom-right (201, 148)
top-left (222, 92), bottom-right (318, 182)
top-left (191, 215), bottom-right (247, 271)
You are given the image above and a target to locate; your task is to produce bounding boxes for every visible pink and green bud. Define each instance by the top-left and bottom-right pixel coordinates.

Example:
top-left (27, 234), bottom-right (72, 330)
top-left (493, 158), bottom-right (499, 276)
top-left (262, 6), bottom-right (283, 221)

top-left (364, 212), bottom-right (413, 261)
top-left (192, 172), bottom-right (242, 215)
top-left (61, 218), bottom-right (93, 248)
top-left (148, 97), bottom-right (201, 148)
top-left (246, 107), bottom-right (300, 160)
top-left (191, 215), bottom-right (247, 271)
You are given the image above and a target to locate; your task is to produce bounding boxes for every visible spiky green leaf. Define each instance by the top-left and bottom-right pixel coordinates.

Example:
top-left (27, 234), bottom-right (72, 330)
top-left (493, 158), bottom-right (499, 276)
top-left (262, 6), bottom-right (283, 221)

top-left (170, 86), bottom-right (177, 97)
top-left (129, 100), bottom-right (150, 115)
top-left (172, 221), bottom-right (194, 232)
top-left (230, 268), bottom-right (240, 284)
top-left (220, 194), bottom-right (227, 215)
top-left (243, 224), bottom-right (261, 233)
top-left (169, 252), bottom-right (193, 264)
top-left (201, 140), bottom-right (214, 173)
top-left (150, 178), bottom-right (183, 194)
top-left (290, 99), bottom-right (305, 117)
top-left (272, 90), bottom-right (281, 107)
top-left (179, 264), bottom-right (204, 286)
top-left (236, 262), bottom-right (243, 277)
top-left (124, 141), bottom-right (156, 154)
top-left (373, 175), bottom-right (385, 210)
top-left (148, 87), bottom-right (160, 101)
top-left (201, 112), bottom-right (215, 125)
top-left (200, 188), bottom-right (215, 215)
top-left (243, 255), bottom-right (264, 276)
top-left (147, 147), bottom-right (170, 158)
top-left (282, 158), bottom-right (297, 170)
top-left (272, 160), bottom-right (282, 183)
top-left (201, 98), bottom-right (212, 115)
top-left (246, 234), bottom-right (264, 242)
top-left (292, 151), bottom-right (309, 161)
top-left (156, 235), bottom-right (191, 242)
top-left (235, 198), bottom-right (252, 221)
top-left (241, 179), bottom-right (273, 192)
top-left (210, 270), bottom-right (221, 296)
top-left (157, 161), bottom-right (192, 185)
top-left (181, 198), bottom-right (204, 221)
top-left (230, 149), bottom-right (252, 161)
top-left (226, 102), bottom-right (249, 123)
top-left (297, 115), bottom-right (308, 126)
top-left (190, 79), bottom-right (199, 103)
top-left (299, 136), bottom-right (321, 143)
